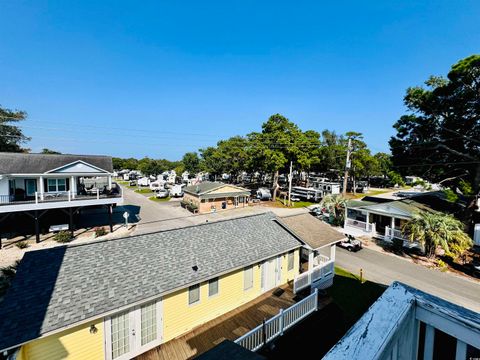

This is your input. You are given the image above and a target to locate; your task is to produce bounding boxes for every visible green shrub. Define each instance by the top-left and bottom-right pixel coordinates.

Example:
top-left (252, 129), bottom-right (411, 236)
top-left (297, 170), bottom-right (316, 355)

top-left (54, 230), bottom-right (73, 243)
top-left (443, 188), bottom-right (459, 203)
top-left (15, 241), bottom-right (29, 249)
top-left (437, 259), bottom-right (448, 271)
top-left (94, 227), bottom-right (107, 237)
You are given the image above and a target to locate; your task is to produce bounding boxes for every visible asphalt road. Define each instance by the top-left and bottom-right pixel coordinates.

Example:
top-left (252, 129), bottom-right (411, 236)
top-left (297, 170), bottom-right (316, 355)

top-left (336, 247), bottom-right (480, 312)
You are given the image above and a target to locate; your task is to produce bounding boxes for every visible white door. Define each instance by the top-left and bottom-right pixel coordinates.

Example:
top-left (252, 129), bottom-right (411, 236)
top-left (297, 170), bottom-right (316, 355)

top-left (261, 257), bottom-right (282, 292)
top-left (105, 300), bottom-right (163, 360)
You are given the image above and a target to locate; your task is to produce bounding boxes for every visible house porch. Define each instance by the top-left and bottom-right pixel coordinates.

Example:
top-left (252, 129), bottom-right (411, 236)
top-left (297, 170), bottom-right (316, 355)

top-left (135, 284), bottom-right (299, 360)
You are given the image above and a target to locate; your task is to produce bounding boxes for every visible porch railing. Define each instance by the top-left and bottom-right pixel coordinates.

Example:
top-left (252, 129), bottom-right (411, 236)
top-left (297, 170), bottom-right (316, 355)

top-left (293, 260), bottom-right (334, 293)
top-left (345, 218), bottom-right (375, 233)
top-left (235, 288), bottom-right (319, 352)
top-left (384, 226), bottom-right (423, 250)
top-left (0, 189), bottom-right (122, 206)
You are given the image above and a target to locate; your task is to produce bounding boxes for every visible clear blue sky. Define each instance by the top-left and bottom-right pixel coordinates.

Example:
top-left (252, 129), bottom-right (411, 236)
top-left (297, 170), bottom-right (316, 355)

top-left (1, 1), bottom-right (479, 160)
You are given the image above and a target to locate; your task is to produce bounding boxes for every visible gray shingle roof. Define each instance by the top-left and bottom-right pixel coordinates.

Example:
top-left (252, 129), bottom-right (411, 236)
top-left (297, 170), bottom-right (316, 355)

top-left (0, 212), bottom-right (301, 351)
top-left (280, 214), bottom-right (346, 250)
top-left (0, 152), bottom-right (113, 174)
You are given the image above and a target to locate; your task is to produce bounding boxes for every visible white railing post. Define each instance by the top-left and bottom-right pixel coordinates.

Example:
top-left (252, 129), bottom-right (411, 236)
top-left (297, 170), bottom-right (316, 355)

top-left (35, 191), bottom-right (38, 204)
top-left (96, 188), bottom-right (100, 199)
top-left (314, 288), bottom-right (319, 310)
top-left (68, 190), bottom-right (71, 201)
top-left (279, 309), bottom-right (284, 335)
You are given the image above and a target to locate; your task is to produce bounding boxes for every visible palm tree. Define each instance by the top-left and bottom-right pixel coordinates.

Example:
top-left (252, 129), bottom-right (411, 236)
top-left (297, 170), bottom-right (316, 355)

top-left (402, 212), bottom-right (472, 258)
top-left (320, 194), bottom-right (347, 225)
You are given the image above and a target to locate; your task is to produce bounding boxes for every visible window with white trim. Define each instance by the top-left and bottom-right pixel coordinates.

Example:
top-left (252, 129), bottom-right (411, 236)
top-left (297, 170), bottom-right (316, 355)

top-left (244, 265), bottom-right (253, 290)
top-left (208, 277), bottom-right (219, 297)
top-left (47, 178), bottom-right (66, 192)
top-left (288, 250), bottom-right (295, 271)
top-left (188, 284), bottom-right (200, 305)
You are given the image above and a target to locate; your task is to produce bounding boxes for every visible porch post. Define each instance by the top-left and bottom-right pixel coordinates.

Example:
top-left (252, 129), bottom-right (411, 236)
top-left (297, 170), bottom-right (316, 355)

top-left (108, 175), bottom-right (112, 189)
top-left (71, 176), bottom-right (76, 198)
top-left (365, 211), bottom-right (370, 231)
top-left (108, 205), bottom-right (113, 232)
top-left (39, 176), bottom-right (44, 200)
top-left (34, 210), bottom-right (40, 243)
top-left (69, 207), bottom-right (74, 238)
top-left (391, 216), bottom-right (395, 230)
top-left (423, 324), bottom-right (435, 360)
top-left (308, 250), bottom-right (314, 271)
top-left (330, 244), bottom-right (336, 261)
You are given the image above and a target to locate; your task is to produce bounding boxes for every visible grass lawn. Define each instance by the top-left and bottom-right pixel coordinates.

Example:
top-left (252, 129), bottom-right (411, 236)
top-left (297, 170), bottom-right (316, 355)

top-left (327, 267), bottom-right (386, 325)
top-left (148, 196), bottom-right (171, 202)
top-left (275, 200), bottom-right (317, 208)
top-left (259, 266), bottom-right (385, 359)
top-left (135, 188), bottom-right (153, 194)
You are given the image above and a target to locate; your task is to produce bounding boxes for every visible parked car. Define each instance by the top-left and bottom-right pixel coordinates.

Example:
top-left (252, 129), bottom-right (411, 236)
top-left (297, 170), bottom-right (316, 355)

top-left (155, 189), bottom-right (170, 199)
top-left (338, 236), bottom-right (363, 252)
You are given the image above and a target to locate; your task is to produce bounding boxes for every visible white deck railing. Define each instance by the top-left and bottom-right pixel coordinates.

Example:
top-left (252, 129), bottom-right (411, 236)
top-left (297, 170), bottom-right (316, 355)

top-left (235, 288), bottom-right (319, 352)
top-left (293, 260), bottom-right (334, 293)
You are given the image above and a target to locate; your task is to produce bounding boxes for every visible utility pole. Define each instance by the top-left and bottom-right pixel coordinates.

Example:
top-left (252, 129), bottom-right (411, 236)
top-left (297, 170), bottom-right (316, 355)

top-left (343, 138), bottom-right (352, 196)
top-left (288, 161), bottom-right (293, 207)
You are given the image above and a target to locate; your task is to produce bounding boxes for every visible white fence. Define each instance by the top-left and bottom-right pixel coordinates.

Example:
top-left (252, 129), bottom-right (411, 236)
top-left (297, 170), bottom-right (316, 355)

top-left (234, 288), bottom-right (319, 352)
top-left (293, 261), bottom-right (334, 293)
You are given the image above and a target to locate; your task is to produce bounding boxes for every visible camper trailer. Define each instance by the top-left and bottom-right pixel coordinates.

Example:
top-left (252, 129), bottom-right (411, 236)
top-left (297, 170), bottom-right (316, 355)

top-left (137, 177), bottom-right (151, 187)
top-left (311, 180), bottom-right (341, 195)
top-left (149, 180), bottom-right (165, 192)
top-left (169, 184), bottom-right (185, 197)
top-left (291, 186), bottom-right (323, 202)
top-left (256, 187), bottom-right (272, 200)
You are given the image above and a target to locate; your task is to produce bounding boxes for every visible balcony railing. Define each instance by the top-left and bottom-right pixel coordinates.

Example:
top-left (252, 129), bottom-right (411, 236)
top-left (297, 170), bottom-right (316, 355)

top-left (0, 189), bottom-right (122, 206)
top-left (293, 260), bottom-right (334, 293)
top-left (235, 288), bottom-right (319, 352)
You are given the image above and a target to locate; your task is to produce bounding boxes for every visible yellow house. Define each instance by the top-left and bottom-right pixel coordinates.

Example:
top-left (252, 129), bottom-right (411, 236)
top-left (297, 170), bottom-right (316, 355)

top-left (0, 213), bottom-right (301, 360)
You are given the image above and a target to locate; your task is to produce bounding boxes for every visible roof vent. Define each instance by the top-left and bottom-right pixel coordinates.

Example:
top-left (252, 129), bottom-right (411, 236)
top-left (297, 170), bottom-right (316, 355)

top-left (192, 265), bottom-right (198, 272)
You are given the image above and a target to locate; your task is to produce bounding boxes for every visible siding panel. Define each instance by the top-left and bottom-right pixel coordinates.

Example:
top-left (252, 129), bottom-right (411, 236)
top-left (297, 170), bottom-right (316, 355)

top-left (23, 321), bottom-right (104, 360)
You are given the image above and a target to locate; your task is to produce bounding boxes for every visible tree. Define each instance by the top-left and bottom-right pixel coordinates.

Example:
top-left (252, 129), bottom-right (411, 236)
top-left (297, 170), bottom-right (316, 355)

top-left (374, 152), bottom-right (393, 176)
top-left (216, 136), bottom-right (249, 181)
top-left (41, 148), bottom-right (61, 154)
top-left (402, 212), bottom-right (472, 259)
top-left (254, 114), bottom-right (305, 200)
top-left (320, 194), bottom-right (347, 226)
top-left (390, 55), bottom-right (480, 224)
top-left (199, 146), bottom-right (224, 180)
top-left (0, 105), bottom-right (30, 152)
top-left (182, 152), bottom-right (201, 174)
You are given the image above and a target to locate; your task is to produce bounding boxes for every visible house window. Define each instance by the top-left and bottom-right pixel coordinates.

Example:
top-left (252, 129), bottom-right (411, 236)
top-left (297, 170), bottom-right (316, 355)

top-left (47, 178), bottom-right (67, 192)
top-left (288, 251), bottom-right (295, 271)
top-left (188, 284), bottom-right (200, 305)
top-left (208, 277), bottom-right (219, 297)
top-left (244, 266), bottom-right (253, 290)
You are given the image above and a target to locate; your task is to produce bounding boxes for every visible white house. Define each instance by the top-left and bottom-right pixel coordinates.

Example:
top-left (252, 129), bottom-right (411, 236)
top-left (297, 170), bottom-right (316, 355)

top-left (0, 152), bottom-right (123, 244)
top-left (324, 282), bottom-right (480, 360)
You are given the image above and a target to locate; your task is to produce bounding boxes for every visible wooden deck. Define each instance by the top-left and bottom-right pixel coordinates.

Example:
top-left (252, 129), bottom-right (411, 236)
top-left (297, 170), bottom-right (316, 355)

top-left (136, 285), bottom-right (300, 360)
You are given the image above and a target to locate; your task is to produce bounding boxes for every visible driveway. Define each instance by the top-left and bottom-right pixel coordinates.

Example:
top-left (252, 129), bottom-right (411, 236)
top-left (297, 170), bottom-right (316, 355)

top-left (335, 247), bottom-right (480, 312)
top-left (121, 187), bottom-right (309, 235)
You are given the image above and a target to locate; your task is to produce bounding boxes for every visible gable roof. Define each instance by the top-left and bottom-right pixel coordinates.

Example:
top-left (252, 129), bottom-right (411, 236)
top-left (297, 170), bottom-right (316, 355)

top-left (347, 198), bottom-right (438, 218)
top-left (280, 213), bottom-right (346, 250)
top-left (184, 182), bottom-right (250, 198)
top-left (0, 153), bottom-right (113, 174)
top-left (0, 212), bottom-right (301, 352)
